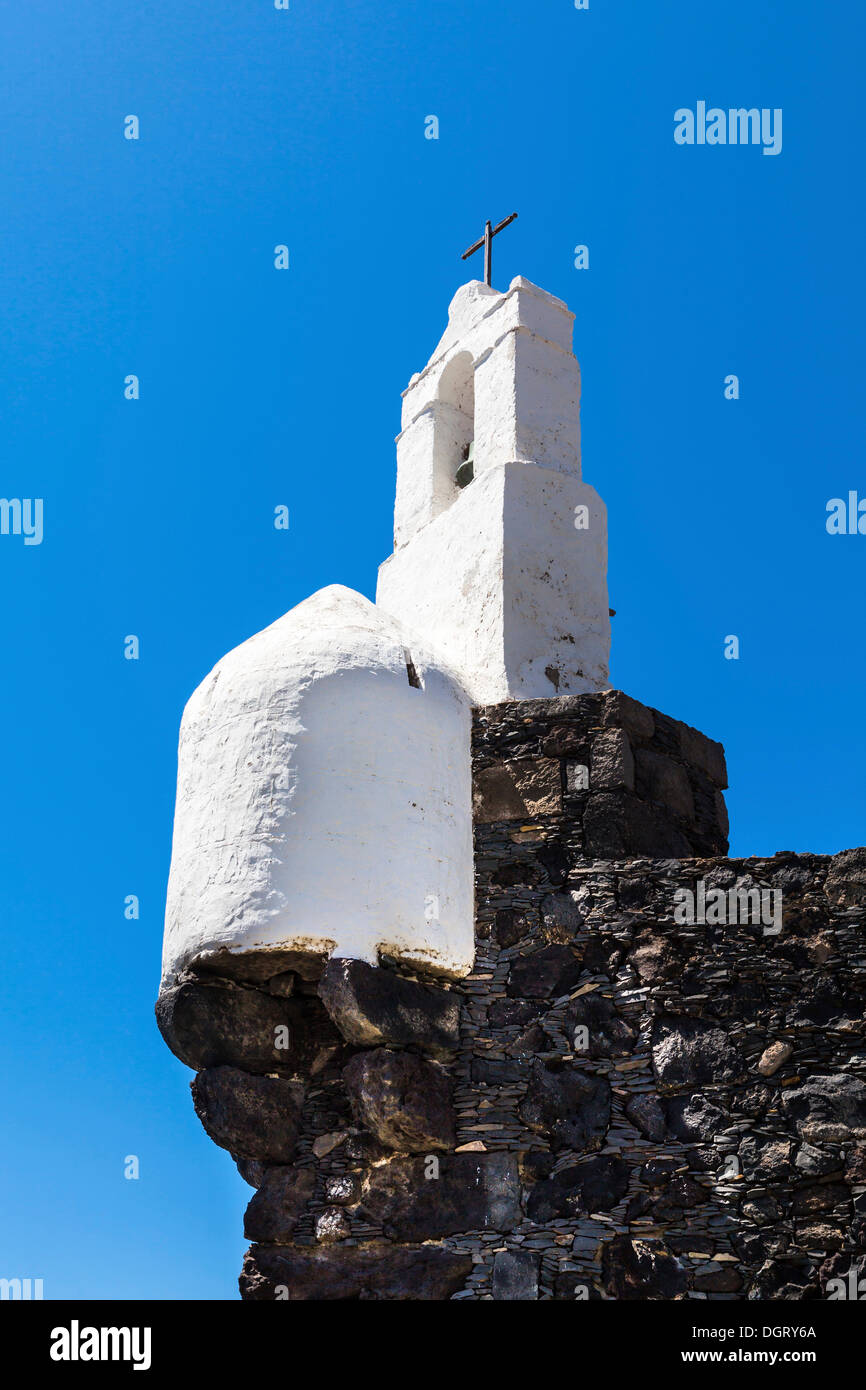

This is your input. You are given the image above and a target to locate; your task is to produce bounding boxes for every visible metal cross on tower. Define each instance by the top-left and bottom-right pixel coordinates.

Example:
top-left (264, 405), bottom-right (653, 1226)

top-left (461, 212), bottom-right (518, 287)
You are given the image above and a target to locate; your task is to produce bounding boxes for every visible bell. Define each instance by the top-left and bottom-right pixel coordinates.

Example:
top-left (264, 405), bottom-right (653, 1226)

top-left (455, 440), bottom-right (475, 489)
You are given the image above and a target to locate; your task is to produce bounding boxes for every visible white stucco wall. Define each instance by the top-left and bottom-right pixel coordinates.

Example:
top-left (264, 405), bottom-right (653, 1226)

top-left (378, 461), bottom-right (610, 705)
top-left (162, 586), bottom-right (475, 985)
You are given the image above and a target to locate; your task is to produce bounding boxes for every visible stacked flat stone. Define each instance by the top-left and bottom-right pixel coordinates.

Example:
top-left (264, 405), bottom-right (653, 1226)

top-left (156, 689), bottom-right (866, 1300)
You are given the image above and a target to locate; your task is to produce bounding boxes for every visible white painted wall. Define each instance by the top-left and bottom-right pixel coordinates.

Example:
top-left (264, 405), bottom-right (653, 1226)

top-left (378, 460), bottom-right (610, 704)
top-left (162, 586), bottom-right (475, 985)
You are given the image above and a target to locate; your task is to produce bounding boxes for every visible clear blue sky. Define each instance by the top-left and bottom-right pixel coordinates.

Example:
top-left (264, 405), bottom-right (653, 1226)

top-left (0, 1), bottom-right (863, 1299)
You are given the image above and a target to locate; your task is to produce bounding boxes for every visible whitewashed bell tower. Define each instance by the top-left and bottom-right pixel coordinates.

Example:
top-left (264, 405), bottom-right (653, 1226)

top-left (162, 271), bottom-right (613, 994)
top-left (377, 276), bottom-right (611, 706)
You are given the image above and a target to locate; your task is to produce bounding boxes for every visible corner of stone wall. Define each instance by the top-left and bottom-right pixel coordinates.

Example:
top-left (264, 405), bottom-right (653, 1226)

top-left (155, 690), bottom-right (866, 1300)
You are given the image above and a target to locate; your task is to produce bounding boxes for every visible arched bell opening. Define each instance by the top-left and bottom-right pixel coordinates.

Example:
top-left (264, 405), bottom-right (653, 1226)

top-left (432, 352), bottom-right (475, 508)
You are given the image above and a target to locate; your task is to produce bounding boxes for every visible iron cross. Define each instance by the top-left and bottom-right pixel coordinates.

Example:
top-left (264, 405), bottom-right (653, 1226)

top-left (461, 212), bottom-right (518, 287)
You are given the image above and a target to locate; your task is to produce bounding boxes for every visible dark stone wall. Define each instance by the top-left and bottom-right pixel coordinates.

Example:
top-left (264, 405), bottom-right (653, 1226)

top-left (156, 690), bottom-right (866, 1300)
top-left (473, 689), bottom-right (729, 860)
top-left (457, 842), bottom-right (866, 1299)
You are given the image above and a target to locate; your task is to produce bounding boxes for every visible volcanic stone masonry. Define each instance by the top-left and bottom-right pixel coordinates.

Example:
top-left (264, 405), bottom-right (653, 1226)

top-left (156, 688), bottom-right (866, 1300)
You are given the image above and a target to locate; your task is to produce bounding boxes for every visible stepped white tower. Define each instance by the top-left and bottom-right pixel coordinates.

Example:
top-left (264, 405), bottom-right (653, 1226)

top-left (377, 276), bottom-right (610, 704)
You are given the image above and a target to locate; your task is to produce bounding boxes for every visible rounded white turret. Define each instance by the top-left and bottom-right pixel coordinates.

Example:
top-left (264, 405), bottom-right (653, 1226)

top-left (162, 585), bottom-right (474, 985)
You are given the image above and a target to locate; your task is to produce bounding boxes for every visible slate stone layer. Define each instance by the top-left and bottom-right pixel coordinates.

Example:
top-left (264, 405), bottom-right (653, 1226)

top-left (156, 690), bottom-right (866, 1300)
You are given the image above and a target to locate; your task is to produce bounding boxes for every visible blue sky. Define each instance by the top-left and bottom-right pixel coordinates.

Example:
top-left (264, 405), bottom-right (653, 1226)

top-left (0, 1), bottom-right (863, 1299)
